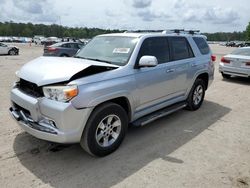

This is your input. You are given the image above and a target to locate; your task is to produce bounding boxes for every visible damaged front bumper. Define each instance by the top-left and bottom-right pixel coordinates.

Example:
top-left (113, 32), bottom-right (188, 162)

top-left (9, 88), bottom-right (93, 143)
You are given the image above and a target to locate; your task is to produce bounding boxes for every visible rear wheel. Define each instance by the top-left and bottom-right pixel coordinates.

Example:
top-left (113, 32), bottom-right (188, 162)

top-left (221, 73), bottom-right (231, 79)
top-left (80, 103), bottom-right (128, 157)
top-left (186, 79), bottom-right (206, 111)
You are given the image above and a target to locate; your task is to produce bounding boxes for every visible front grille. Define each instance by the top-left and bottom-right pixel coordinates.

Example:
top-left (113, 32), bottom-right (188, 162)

top-left (17, 79), bottom-right (44, 98)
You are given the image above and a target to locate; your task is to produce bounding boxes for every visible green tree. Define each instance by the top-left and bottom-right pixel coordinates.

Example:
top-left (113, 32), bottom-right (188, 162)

top-left (246, 22), bottom-right (250, 41)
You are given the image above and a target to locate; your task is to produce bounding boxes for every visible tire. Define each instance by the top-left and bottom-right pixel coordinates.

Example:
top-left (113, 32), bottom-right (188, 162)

top-left (221, 73), bottom-right (231, 79)
top-left (80, 102), bottom-right (128, 157)
top-left (8, 49), bottom-right (16, 56)
top-left (185, 79), bottom-right (206, 111)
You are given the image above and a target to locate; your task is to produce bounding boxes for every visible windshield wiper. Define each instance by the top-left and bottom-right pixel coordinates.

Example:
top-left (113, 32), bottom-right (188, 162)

top-left (74, 56), bottom-right (115, 65)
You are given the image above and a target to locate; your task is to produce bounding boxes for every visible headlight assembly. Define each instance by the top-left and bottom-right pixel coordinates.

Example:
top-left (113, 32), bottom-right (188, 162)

top-left (43, 85), bottom-right (78, 102)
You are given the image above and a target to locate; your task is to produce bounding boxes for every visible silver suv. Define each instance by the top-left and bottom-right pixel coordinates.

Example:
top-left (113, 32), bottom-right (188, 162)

top-left (9, 31), bottom-right (215, 156)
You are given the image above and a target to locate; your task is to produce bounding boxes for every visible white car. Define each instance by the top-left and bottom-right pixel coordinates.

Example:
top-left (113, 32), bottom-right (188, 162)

top-left (219, 47), bottom-right (250, 78)
top-left (0, 42), bottom-right (19, 55)
top-left (33, 35), bottom-right (45, 45)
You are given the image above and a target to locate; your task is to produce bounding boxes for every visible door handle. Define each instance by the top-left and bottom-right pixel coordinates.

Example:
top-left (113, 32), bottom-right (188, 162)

top-left (191, 63), bottom-right (198, 67)
top-left (166, 69), bottom-right (175, 73)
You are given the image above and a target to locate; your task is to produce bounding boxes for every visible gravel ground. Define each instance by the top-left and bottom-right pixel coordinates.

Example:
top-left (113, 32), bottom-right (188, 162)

top-left (0, 44), bottom-right (249, 188)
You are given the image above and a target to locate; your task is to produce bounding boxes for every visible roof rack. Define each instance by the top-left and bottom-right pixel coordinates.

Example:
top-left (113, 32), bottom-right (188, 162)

top-left (124, 30), bottom-right (163, 33)
top-left (169, 29), bottom-right (185, 34)
top-left (162, 29), bottom-right (200, 35)
top-left (124, 29), bottom-right (201, 35)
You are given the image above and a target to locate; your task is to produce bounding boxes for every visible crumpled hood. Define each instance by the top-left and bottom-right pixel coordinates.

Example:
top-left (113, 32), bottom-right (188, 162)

top-left (18, 57), bottom-right (118, 86)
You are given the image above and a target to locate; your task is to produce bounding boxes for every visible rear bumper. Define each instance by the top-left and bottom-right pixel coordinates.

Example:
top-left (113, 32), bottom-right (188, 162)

top-left (10, 88), bottom-right (93, 143)
top-left (219, 63), bottom-right (250, 77)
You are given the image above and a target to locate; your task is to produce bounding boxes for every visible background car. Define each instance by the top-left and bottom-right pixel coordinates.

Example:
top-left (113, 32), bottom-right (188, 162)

top-left (226, 41), bottom-right (236, 47)
top-left (219, 47), bottom-right (250, 78)
top-left (0, 42), bottom-right (19, 55)
top-left (41, 37), bottom-right (61, 47)
top-left (43, 42), bottom-right (84, 57)
top-left (33, 35), bottom-right (46, 45)
top-left (244, 41), bottom-right (250, 47)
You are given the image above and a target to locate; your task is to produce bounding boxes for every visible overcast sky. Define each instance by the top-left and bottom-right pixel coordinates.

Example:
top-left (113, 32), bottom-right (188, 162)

top-left (0, 0), bottom-right (250, 33)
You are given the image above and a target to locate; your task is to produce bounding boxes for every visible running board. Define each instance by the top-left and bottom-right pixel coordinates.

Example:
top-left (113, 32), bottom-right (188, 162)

top-left (132, 102), bottom-right (187, 127)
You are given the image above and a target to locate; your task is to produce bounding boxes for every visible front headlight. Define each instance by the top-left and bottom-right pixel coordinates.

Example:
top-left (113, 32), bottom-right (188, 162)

top-left (43, 85), bottom-right (78, 102)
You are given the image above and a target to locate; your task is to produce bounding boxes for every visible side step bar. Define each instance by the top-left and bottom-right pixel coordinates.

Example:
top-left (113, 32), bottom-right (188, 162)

top-left (132, 102), bottom-right (187, 127)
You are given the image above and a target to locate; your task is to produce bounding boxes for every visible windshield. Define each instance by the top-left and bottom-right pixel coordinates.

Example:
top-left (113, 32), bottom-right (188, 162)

top-left (231, 48), bottom-right (250, 56)
top-left (75, 36), bottom-right (138, 66)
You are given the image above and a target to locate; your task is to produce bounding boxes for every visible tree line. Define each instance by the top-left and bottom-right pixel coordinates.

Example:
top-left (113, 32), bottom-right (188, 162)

top-left (0, 22), bottom-right (120, 39)
top-left (0, 21), bottom-right (250, 41)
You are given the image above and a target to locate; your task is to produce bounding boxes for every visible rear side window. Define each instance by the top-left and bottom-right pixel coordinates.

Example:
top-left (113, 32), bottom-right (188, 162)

top-left (193, 37), bottom-right (210, 55)
top-left (137, 37), bottom-right (170, 64)
top-left (169, 37), bottom-right (194, 61)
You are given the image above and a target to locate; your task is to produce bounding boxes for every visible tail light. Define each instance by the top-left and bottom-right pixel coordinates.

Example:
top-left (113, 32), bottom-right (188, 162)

top-left (48, 47), bottom-right (57, 52)
top-left (246, 62), bottom-right (250, 66)
top-left (211, 55), bottom-right (216, 62)
top-left (221, 57), bottom-right (230, 64)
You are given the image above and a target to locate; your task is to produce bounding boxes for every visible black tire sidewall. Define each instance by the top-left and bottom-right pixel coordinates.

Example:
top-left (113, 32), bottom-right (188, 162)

top-left (83, 103), bottom-right (128, 157)
top-left (187, 79), bottom-right (205, 111)
top-left (9, 50), bottom-right (15, 55)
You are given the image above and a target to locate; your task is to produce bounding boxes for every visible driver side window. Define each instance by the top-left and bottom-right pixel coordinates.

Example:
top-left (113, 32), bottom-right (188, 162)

top-left (137, 37), bottom-right (170, 65)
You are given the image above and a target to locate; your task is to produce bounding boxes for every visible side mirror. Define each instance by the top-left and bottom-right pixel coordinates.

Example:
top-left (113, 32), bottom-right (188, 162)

top-left (139, 56), bottom-right (158, 68)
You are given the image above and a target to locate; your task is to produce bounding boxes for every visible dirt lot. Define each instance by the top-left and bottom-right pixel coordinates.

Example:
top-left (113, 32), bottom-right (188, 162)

top-left (0, 44), bottom-right (250, 188)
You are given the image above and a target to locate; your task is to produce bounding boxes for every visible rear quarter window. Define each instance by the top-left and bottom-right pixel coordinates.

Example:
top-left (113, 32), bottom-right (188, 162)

top-left (193, 37), bottom-right (210, 55)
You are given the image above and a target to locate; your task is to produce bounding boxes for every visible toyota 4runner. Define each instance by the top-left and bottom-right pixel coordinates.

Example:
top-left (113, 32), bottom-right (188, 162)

top-left (9, 30), bottom-right (215, 156)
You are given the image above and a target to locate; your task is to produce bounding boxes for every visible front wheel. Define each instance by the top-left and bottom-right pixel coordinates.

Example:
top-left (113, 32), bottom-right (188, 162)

top-left (80, 103), bottom-right (128, 157)
top-left (9, 49), bottom-right (16, 55)
top-left (185, 79), bottom-right (206, 111)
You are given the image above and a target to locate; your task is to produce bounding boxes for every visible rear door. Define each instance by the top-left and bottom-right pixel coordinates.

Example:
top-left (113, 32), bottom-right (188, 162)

top-left (168, 37), bottom-right (195, 95)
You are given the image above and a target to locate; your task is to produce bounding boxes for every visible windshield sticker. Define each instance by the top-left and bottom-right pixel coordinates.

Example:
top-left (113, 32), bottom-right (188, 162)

top-left (113, 48), bottom-right (130, 54)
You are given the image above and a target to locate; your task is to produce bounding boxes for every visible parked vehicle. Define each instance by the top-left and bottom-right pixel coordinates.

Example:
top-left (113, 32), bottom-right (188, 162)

top-left (244, 42), bottom-right (250, 47)
top-left (0, 42), bottom-right (19, 55)
top-left (235, 42), bottom-right (245, 47)
top-left (219, 47), bottom-right (250, 78)
top-left (226, 41), bottom-right (236, 47)
top-left (33, 35), bottom-right (45, 45)
top-left (43, 42), bottom-right (84, 57)
top-left (42, 37), bottom-right (61, 47)
top-left (9, 31), bottom-right (215, 156)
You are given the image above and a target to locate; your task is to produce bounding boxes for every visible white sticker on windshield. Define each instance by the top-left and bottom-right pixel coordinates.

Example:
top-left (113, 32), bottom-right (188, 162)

top-left (113, 48), bottom-right (130, 54)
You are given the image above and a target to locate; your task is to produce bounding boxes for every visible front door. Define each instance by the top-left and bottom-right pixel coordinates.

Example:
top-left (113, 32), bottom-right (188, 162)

top-left (134, 37), bottom-right (176, 113)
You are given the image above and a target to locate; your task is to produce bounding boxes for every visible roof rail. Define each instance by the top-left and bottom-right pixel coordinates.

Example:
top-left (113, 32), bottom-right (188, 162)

top-left (124, 29), bottom-right (201, 35)
top-left (162, 29), bottom-right (200, 35)
top-left (124, 30), bottom-right (163, 33)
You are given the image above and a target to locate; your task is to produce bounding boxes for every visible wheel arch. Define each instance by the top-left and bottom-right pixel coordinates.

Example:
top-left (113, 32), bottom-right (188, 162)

top-left (90, 96), bottom-right (132, 122)
top-left (196, 72), bottom-right (209, 90)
